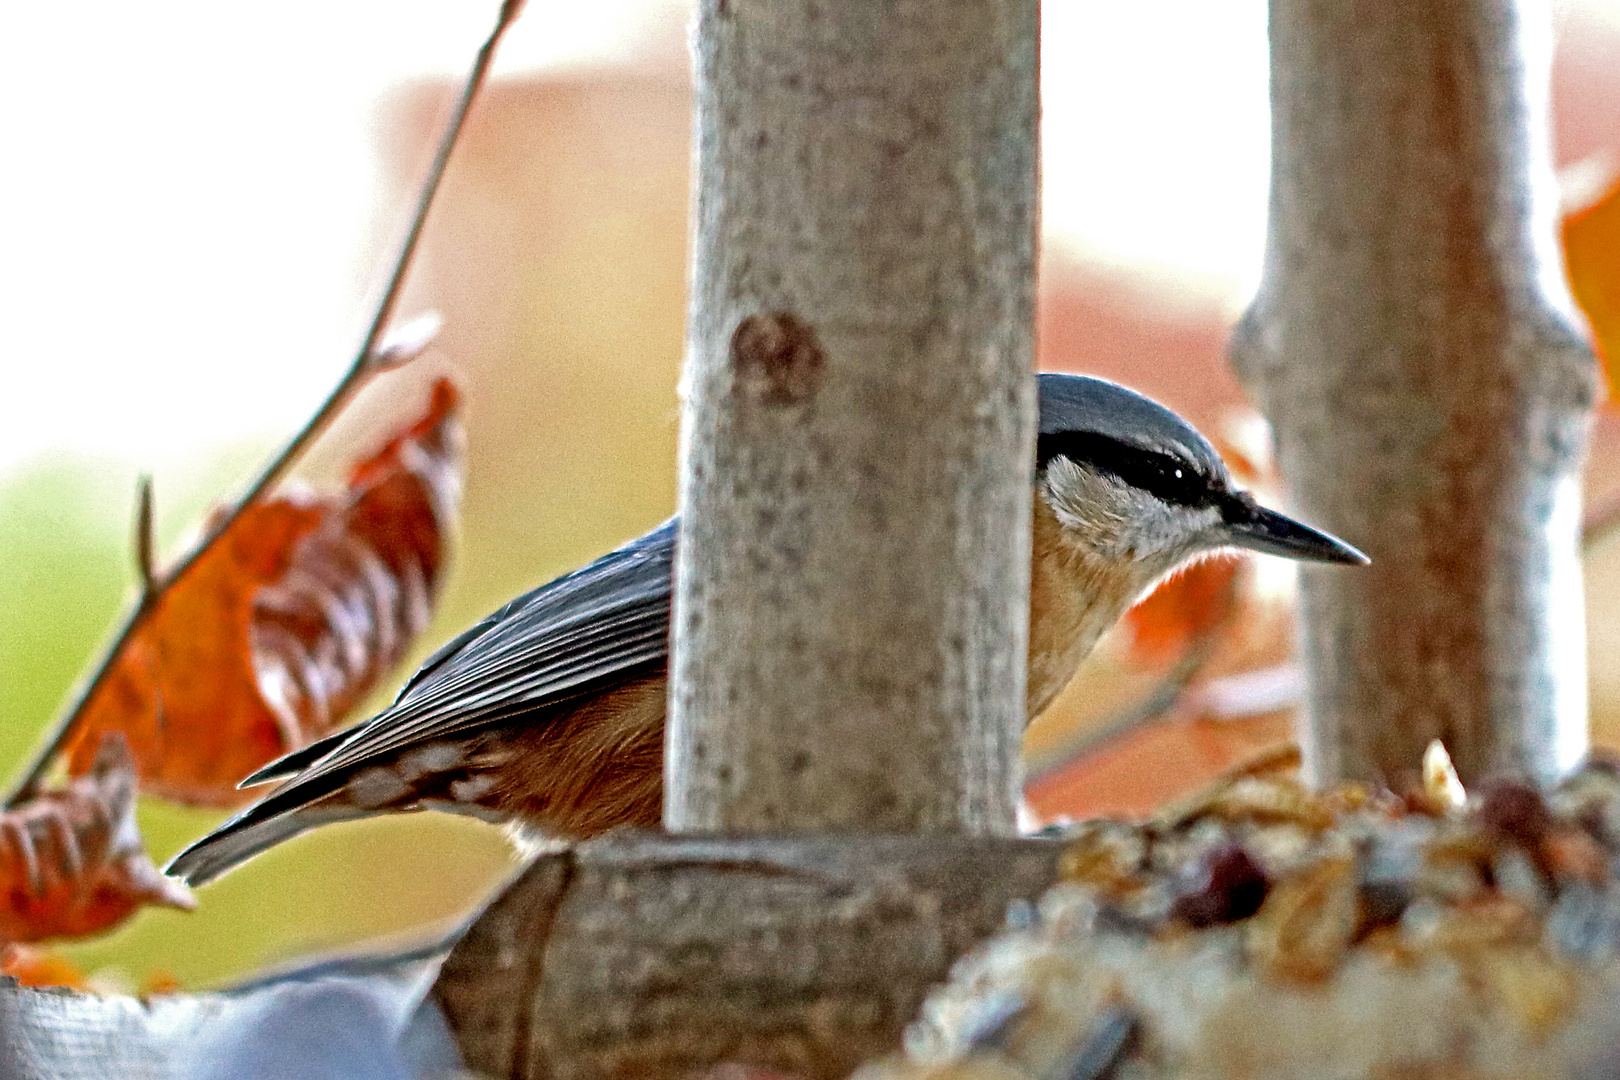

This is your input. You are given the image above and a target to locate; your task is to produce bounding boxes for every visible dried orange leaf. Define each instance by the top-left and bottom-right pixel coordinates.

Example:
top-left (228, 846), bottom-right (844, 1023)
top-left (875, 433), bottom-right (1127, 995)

top-left (1564, 175), bottom-right (1620, 401)
top-left (1247, 856), bottom-right (1357, 984)
top-left (253, 379), bottom-right (462, 742)
top-left (0, 733), bottom-right (193, 945)
top-left (61, 380), bottom-right (463, 805)
top-left (63, 500), bottom-right (323, 802)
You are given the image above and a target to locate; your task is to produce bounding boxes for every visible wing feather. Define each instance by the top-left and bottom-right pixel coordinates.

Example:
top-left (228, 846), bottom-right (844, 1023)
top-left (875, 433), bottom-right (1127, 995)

top-left (170, 520), bottom-right (679, 884)
top-left (258, 520), bottom-right (674, 794)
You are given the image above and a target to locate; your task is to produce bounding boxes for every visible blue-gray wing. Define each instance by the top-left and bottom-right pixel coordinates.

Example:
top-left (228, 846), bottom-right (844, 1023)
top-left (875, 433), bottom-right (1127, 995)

top-left (249, 518), bottom-right (676, 786)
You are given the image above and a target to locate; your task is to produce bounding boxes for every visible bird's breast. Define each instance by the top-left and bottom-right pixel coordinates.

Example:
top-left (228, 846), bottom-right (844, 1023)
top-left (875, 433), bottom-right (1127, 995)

top-left (1026, 498), bottom-right (1139, 717)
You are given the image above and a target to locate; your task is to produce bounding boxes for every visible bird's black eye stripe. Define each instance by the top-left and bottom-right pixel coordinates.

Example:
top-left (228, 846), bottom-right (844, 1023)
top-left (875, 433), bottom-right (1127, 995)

top-left (1037, 431), bottom-right (1213, 507)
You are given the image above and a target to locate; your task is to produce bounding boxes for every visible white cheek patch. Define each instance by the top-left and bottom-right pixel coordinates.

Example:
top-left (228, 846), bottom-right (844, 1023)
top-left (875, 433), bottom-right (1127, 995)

top-left (1043, 457), bottom-right (1128, 541)
top-left (1044, 457), bottom-right (1223, 561)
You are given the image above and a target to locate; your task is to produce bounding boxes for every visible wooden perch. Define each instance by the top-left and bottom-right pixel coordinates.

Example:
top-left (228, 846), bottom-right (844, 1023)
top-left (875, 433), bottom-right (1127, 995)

top-left (0, 833), bottom-right (1058, 1080)
top-left (434, 833), bottom-right (1061, 1080)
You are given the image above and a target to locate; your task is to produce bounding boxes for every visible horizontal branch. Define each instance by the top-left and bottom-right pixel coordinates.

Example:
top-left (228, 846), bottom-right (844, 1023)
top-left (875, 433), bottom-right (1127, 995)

top-left (2, 834), bottom-right (1059, 1079)
top-left (435, 832), bottom-right (1063, 1080)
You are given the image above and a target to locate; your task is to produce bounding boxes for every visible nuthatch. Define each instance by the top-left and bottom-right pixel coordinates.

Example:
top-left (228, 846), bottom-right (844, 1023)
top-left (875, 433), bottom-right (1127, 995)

top-left (169, 374), bottom-right (1365, 885)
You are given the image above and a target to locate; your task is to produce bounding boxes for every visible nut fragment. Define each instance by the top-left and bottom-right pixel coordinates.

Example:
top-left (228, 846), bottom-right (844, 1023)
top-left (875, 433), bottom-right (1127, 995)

top-left (1418, 831), bottom-right (1493, 903)
top-left (1058, 825), bottom-right (1146, 896)
top-left (1422, 741), bottom-right (1467, 813)
top-left (1425, 894), bottom-right (1540, 954)
top-left (1248, 856), bottom-right (1358, 984)
top-left (1161, 776), bottom-right (1334, 832)
top-left (1470, 945), bottom-right (1577, 1040)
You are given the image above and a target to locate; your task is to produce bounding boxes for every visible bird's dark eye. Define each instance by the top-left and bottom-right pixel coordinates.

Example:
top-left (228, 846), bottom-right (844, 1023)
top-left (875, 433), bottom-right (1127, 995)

top-left (1037, 431), bottom-right (1212, 507)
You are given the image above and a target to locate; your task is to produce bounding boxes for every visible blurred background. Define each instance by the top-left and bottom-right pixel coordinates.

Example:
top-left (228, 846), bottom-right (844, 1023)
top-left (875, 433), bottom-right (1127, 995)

top-left (1, 0), bottom-right (1619, 989)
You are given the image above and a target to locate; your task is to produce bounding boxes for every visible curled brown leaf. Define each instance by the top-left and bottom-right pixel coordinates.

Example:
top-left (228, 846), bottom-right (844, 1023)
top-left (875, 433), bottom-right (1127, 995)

top-left (61, 379), bottom-right (463, 806)
top-left (0, 733), bottom-right (193, 945)
top-left (253, 378), bottom-right (463, 744)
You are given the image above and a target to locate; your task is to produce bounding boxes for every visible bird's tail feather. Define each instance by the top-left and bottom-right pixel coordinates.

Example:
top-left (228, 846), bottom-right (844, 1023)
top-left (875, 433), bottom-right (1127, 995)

top-left (166, 802), bottom-right (368, 887)
top-left (238, 724), bottom-right (366, 788)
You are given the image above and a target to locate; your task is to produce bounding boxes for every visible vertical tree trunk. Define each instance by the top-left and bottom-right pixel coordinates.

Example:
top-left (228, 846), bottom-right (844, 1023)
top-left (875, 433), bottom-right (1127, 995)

top-left (1233, 0), bottom-right (1599, 789)
top-left (668, 0), bottom-right (1039, 834)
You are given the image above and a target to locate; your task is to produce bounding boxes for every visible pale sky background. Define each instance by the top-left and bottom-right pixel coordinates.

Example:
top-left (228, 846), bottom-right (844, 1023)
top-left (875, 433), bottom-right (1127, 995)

top-left (0, 0), bottom-right (1610, 474)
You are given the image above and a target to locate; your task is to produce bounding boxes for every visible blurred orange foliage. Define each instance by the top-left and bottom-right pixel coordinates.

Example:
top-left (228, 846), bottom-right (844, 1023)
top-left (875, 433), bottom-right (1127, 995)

top-left (1119, 555), bottom-right (1241, 665)
top-left (1565, 175), bottom-right (1620, 400)
top-left (1, 944), bottom-right (91, 990)
top-left (1027, 710), bottom-right (1293, 821)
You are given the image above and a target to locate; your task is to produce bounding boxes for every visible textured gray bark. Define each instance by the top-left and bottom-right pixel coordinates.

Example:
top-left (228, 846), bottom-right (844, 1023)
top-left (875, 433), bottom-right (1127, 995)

top-left (668, 0), bottom-right (1039, 834)
top-left (1231, 0), bottom-right (1600, 789)
top-left (433, 833), bottom-right (1060, 1080)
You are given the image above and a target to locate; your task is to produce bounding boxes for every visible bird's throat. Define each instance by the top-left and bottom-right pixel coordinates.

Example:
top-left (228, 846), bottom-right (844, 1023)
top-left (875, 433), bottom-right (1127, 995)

top-left (1026, 498), bottom-right (1142, 718)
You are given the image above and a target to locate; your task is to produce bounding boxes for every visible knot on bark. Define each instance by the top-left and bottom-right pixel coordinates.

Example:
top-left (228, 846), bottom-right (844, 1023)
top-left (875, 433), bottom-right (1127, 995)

top-left (730, 312), bottom-right (825, 407)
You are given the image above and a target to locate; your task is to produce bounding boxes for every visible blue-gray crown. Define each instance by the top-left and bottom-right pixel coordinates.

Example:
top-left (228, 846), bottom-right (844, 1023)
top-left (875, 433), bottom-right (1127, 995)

top-left (1035, 372), bottom-right (1228, 508)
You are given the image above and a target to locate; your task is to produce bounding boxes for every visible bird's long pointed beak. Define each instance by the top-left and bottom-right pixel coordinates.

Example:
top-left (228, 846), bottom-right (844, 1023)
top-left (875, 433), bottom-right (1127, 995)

top-left (1223, 498), bottom-right (1369, 566)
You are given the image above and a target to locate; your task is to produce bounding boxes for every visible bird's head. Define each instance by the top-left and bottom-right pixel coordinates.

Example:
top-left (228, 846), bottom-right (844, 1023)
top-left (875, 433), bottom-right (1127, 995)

top-left (1034, 373), bottom-right (1367, 597)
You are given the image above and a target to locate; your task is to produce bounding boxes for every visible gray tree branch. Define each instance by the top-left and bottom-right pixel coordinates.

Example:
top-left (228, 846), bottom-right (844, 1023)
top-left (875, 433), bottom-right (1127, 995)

top-left (668, 0), bottom-right (1039, 835)
top-left (1231, 0), bottom-right (1599, 789)
top-left (433, 833), bottom-right (1060, 1080)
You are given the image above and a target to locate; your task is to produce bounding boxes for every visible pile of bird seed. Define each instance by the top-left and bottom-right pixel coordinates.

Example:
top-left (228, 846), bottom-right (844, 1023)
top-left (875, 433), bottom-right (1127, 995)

top-left (857, 747), bottom-right (1620, 1080)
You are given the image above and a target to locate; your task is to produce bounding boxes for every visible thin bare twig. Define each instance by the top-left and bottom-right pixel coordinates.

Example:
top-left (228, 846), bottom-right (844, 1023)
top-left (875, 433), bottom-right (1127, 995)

top-left (4, 1), bottom-right (522, 807)
top-left (133, 475), bottom-right (156, 601)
